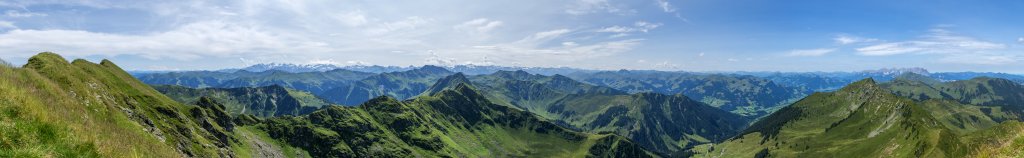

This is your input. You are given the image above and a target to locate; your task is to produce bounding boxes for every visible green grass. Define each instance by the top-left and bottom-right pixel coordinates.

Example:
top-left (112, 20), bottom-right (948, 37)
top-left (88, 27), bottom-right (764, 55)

top-left (0, 52), bottom-right (258, 157)
top-left (467, 71), bottom-right (747, 154)
top-left (258, 83), bottom-right (656, 157)
top-left (690, 79), bottom-right (967, 157)
top-left (230, 126), bottom-right (310, 158)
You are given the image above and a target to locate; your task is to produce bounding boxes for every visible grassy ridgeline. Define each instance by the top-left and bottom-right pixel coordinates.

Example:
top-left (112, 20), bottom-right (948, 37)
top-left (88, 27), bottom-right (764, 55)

top-left (0, 53), bottom-right (239, 157)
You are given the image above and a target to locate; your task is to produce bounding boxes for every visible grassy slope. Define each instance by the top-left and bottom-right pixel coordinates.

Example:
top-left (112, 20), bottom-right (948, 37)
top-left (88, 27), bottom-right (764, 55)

top-left (690, 79), bottom-right (963, 157)
top-left (883, 76), bottom-right (1024, 120)
top-left (152, 84), bottom-right (332, 117)
top-left (260, 83), bottom-right (655, 157)
top-left (466, 71), bottom-right (747, 155)
top-left (0, 52), bottom-right (244, 157)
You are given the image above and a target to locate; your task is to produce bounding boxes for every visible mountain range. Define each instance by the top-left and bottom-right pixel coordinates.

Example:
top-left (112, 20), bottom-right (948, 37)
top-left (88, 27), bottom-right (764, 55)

top-left (5, 52), bottom-right (1024, 157)
top-left (687, 76), bottom-right (1024, 157)
top-left (1, 52), bottom-right (661, 157)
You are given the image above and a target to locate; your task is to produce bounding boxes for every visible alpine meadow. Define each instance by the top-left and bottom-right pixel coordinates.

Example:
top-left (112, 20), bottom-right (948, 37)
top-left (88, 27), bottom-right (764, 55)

top-left (2, 0), bottom-right (1023, 158)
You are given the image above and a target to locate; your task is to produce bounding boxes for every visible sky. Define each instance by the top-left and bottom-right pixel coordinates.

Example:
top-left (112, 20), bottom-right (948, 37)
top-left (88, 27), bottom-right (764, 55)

top-left (0, 0), bottom-right (1022, 73)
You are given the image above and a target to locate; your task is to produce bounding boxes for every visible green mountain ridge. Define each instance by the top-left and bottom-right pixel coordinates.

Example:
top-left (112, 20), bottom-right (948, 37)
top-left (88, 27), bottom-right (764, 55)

top-left (152, 85), bottom-right (333, 117)
top-left (567, 71), bottom-right (807, 118)
top-left (1, 52), bottom-right (250, 157)
top-left (465, 70), bottom-right (748, 155)
top-left (259, 82), bottom-right (657, 157)
top-left (2, 52), bottom-right (662, 157)
top-left (884, 75), bottom-right (1024, 109)
top-left (689, 78), bottom-right (1024, 157)
top-left (689, 79), bottom-right (965, 157)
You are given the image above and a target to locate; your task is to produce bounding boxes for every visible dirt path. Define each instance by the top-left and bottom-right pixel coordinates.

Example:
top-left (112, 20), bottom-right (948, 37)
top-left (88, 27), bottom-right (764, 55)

top-left (241, 131), bottom-right (287, 158)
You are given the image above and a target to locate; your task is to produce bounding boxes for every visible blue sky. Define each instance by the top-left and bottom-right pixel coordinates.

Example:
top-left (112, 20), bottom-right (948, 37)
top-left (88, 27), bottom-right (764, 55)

top-left (0, 0), bottom-right (1021, 73)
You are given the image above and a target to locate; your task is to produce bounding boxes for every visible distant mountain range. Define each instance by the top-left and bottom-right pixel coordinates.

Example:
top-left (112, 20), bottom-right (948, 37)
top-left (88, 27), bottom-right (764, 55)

top-left (213, 63), bottom-right (595, 75)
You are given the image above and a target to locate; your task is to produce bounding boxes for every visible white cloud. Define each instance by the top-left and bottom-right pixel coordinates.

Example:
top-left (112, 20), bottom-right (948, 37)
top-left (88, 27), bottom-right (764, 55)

top-left (698, 52), bottom-right (705, 57)
top-left (833, 34), bottom-right (877, 45)
top-left (597, 21), bottom-right (661, 38)
top-left (856, 28), bottom-right (1005, 56)
top-left (0, 21), bottom-right (15, 29)
top-left (597, 26), bottom-right (631, 33)
top-left (519, 29), bottom-right (572, 44)
top-left (653, 0), bottom-right (675, 12)
top-left (633, 21), bottom-right (661, 33)
top-left (853, 28), bottom-right (1019, 65)
top-left (365, 16), bottom-right (432, 35)
top-left (655, 61), bottom-right (680, 70)
top-left (334, 10), bottom-right (368, 27)
top-left (454, 18), bottom-right (504, 34)
top-left (345, 60), bottom-right (371, 66)
top-left (5, 10), bottom-right (47, 17)
top-left (786, 48), bottom-right (835, 57)
top-left (856, 43), bottom-right (927, 56)
top-left (0, 21), bottom-right (298, 60)
top-left (0, 0), bottom-right (662, 70)
top-left (598, 21), bottom-right (661, 33)
top-left (424, 50), bottom-right (458, 66)
top-left (939, 54), bottom-right (1018, 65)
top-left (565, 0), bottom-right (627, 15)
top-left (561, 41), bottom-right (579, 47)
top-left (1018, 37), bottom-right (1023, 43)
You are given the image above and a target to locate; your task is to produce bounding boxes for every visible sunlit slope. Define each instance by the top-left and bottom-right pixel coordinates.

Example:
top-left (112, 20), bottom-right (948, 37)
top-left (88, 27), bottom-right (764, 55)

top-left (462, 71), bottom-right (747, 155)
top-left (689, 79), bottom-right (964, 157)
top-left (259, 83), bottom-right (656, 157)
top-left (0, 53), bottom-right (245, 157)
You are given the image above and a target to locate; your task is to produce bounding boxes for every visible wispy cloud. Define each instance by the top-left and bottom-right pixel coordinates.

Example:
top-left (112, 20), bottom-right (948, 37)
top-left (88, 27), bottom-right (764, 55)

top-left (833, 34), bottom-right (877, 45)
top-left (5, 10), bottom-right (46, 18)
top-left (653, 0), bottom-right (675, 12)
top-left (565, 0), bottom-right (627, 15)
top-left (0, 21), bottom-right (15, 29)
top-left (596, 21), bottom-right (661, 38)
top-left (939, 54), bottom-right (1018, 65)
top-left (856, 28), bottom-right (1005, 56)
top-left (0, 21), bottom-right (299, 60)
top-left (854, 28), bottom-right (1017, 65)
top-left (0, 0), bottom-right (668, 69)
top-left (454, 18), bottom-right (503, 34)
top-left (786, 48), bottom-right (835, 57)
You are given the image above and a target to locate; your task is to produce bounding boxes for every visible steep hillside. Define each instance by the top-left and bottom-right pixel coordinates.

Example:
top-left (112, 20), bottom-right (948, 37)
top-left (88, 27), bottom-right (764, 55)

top-left (467, 71), bottom-right (747, 155)
top-left (152, 85), bottom-right (333, 117)
top-left (688, 79), bottom-right (963, 157)
top-left (258, 83), bottom-right (656, 157)
top-left (567, 70), bottom-right (806, 118)
top-left (0, 53), bottom-right (254, 157)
